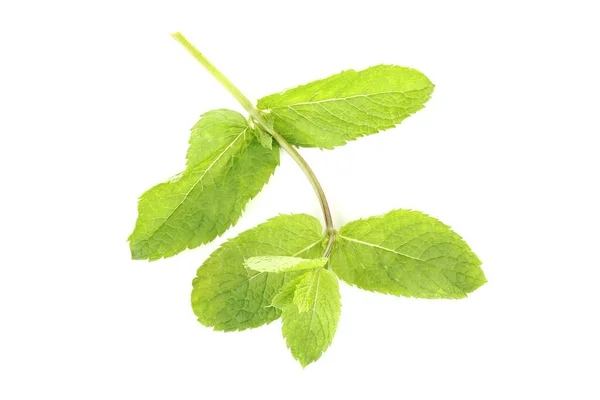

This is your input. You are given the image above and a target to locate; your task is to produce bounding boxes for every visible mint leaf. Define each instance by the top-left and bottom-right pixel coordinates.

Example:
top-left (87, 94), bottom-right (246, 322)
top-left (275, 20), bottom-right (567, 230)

top-left (330, 209), bottom-right (485, 298)
top-left (252, 125), bottom-right (274, 150)
top-left (129, 109), bottom-right (279, 261)
top-left (271, 273), bottom-right (307, 310)
top-left (257, 65), bottom-right (434, 149)
top-left (192, 214), bottom-right (325, 331)
top-left (274, 268), bottom-right (341, 367)
top-left (186, 109), bottom-right (252, 168)
top-left (271, 269), bottom-right (327, 313)
top-left (289, 269), bottom-right (326, 313)
top-left (245, 256), bottom-right (328, 273)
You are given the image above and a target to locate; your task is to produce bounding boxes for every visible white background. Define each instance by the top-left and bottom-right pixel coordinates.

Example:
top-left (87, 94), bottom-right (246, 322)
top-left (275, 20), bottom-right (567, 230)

top-left (1, 1), bottom-right (598, 398)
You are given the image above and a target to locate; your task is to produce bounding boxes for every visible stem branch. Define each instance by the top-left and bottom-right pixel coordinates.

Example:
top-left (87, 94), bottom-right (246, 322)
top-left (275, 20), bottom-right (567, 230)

top-left (171, 32), bottom-right (335, 257)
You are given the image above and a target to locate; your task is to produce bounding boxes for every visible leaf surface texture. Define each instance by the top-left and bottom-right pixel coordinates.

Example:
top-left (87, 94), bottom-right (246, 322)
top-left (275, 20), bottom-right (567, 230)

top-left (257, 65), bottom-right (434, 149)
top-left (330, 209), bottom-right (485, 298)
top-left (274, 268), bottom-right (341, 367)
top-left (192, 214), bottom-right (325, 331)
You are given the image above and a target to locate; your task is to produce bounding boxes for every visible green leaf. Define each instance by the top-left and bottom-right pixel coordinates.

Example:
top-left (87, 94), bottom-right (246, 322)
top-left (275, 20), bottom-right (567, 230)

top-left (330, 209), bottom-right (486, 299)
top-left (275, 268), bottom-right (341, 367)
top-left (290, 269), bottom-right (326, 313)
top-left (252, 125), bottom-right (273, 149)
top-left (128, 109), bottom-right (279, 261)
top-left (257, 65), bottom-right (434, 149)
top-left (271, 273), bottom-right (307, 310)
top-left (244, 256), bottom-right (328, 273)
top-left (192, 214), bottom-right (325, 331)
top-left (271, 269), bottom-right (325, 313)
top-left (186, 109), bottom-right (253, 169)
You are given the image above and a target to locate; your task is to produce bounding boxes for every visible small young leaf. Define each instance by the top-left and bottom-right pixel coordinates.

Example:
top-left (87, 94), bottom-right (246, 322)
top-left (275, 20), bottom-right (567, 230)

top-left (271, 273), bottom-right (308, 310)
top-left (290, 269), bottom-right (326, 313)
top-left (245, 256), bottom-right (328, 273)
top-left (192, 214), bottom-right (325, 331)
top-left (257, 65), bottom-right (434, 149)
top-left (276, 268), bottom-right (341, 367)
top-left (129, 109), bottom-right (279, 261)
top-left (271, 269), bottom-right (322, 313)
top-left (252, 126), bottom-right (273, 149)
top-left (330, 209), bottom-right (486, 299)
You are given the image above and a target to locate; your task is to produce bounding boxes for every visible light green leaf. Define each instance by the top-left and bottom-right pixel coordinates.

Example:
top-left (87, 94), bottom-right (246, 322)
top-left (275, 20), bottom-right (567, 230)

top-left (276, 268), bottom-right (341, 367)
top-left (271, 273), bottom-right (308, 310)
top-left (245, 256), bottom-right (328, 273)
top-left (330, 209), bottom-right (486, 299)
top-left (257, 65), bottom-right (434, 149)
top-left (271, 270), bottom-right (321, 313)
top-left (192, 214), bottom-right (325, 331)
top-left (129, 109), bottom-right (279, 261)
top-left (291, 272), bottom-right (317, 313)
top-left (186, 109), bottom-right (253, 169)
top-left (252, 125), bottom-right (273, 149)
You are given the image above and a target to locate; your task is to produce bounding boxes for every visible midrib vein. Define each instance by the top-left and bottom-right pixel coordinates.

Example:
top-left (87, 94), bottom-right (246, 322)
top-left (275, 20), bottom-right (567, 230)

top-left (264, 89), bottom-right (423, 109)
top-left (302, 269), bottom-right (322, 362)
top-left (147, 128), bottom-right (248, 238)
top-left (291, 239), bottom-right (323, 257)
top-left (338, 235), bottom-right (423, 261)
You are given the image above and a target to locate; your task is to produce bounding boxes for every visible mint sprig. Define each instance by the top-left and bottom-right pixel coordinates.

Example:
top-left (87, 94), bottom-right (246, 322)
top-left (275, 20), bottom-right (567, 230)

top-left (129, 32), bottom-right (486, 367)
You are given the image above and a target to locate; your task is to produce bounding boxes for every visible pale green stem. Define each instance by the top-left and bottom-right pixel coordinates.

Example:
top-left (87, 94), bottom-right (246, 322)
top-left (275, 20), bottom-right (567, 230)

top-left (171, 32), bottom-right (335, 257)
